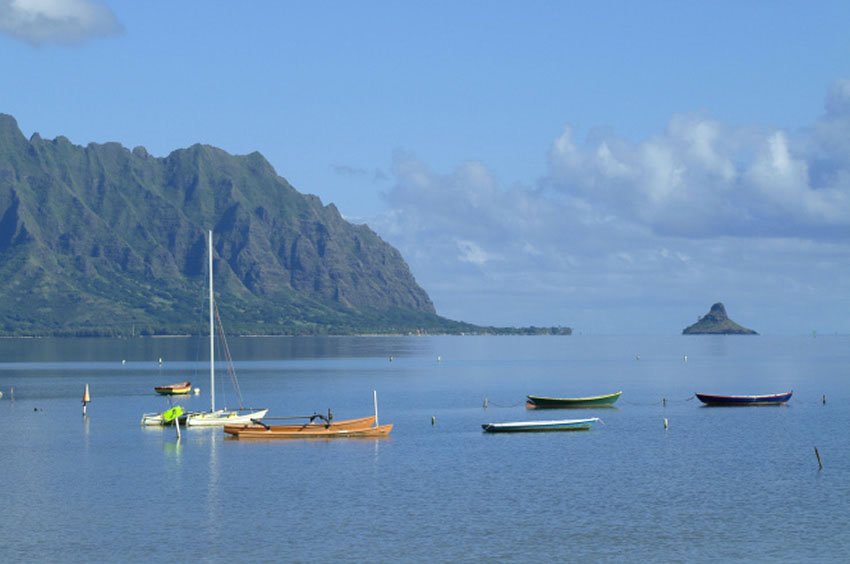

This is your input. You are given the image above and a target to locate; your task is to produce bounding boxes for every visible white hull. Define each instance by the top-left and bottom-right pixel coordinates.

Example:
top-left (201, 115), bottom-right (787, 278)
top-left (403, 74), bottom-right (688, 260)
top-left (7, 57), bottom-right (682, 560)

top-left (185, 408), bottom-right (269, 427)
top-left (141, 411), bottom-right (195, 426)
top-left (141, 413), bottom-right (166, 426)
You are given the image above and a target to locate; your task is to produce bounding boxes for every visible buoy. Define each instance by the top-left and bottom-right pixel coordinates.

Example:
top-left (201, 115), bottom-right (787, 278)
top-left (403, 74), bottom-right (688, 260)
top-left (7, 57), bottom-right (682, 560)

top-left (663, 418), bottom-right (669, 430)
top-left (635, 354), bottom-right (640, 360)
top-left (82, 384), bottom-right (91, 416)
top-left (483, 397), bottom-right (489, 409)
top-left (121, 359), bottom-right (126, 365)
top-left (822, 394), bottom-right (826, 405)
top-left (431, 415), bottom-right (436, 426)
top-left (683, 355), bottom-right (688, 362)
top-left (662, 398), bottom-right (667, 407)
top-left (389, 356), bottom-right (394, 362)
top-left (158, 357), bottom-right (163, 364)
top-left (0, 391), bottom-right (3, 399)
top-left (194, 387), bottom-right (200, 395)
top-left (437, 356), bottom-right (442, 362)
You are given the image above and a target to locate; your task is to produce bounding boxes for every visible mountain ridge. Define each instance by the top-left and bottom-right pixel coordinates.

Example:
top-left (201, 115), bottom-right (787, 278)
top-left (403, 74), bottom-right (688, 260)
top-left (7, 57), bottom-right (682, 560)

top-left (0, 114), bottom-right (472, 336)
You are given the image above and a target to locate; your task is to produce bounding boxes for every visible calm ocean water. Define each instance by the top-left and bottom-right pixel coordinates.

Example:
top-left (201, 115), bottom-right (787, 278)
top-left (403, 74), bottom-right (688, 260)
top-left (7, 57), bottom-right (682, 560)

top-left (1, 335), bottom-right (849, 562)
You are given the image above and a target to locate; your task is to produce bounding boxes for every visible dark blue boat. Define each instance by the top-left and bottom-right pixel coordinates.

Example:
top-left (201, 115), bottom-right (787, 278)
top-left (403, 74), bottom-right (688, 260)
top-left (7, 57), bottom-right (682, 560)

top-left (695, 391), bottom-right (792, 406)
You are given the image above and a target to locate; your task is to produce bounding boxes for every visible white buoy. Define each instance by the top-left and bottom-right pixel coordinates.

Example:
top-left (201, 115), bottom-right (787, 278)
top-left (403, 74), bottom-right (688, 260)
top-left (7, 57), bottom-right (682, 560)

top-left (194, 387), bottom-right (201, 395)
top-left (683, 355), bottom-right (688, 362)
top-left (483, 397), bottom-right (489, 409)
top-left (663, 418), bottom-right (669, 430)
top-left (431, 415), bottom-right (436, 426)
top-left (122, 359), bottom-right (126, 365)
top-left (437, 356), bottom-right (442, 362)
top-left (158, 357), bottom-right (163, 365)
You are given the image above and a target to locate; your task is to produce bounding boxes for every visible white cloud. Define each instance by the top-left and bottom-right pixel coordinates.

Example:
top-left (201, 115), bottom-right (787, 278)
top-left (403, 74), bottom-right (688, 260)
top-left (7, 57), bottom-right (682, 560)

top-left (371, 81), bottom-right (850, 332)
top-left (548, 101), bottom-right (850, 238)
top-left (456, 239), bottom-right (500, 266)
top-left (0, 0), bottom-right (121, 45)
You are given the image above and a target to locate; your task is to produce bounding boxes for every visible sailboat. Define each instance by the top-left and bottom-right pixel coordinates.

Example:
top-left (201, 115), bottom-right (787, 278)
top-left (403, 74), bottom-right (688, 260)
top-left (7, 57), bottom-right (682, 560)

top-left (185, 230), bottom-right (268, 427)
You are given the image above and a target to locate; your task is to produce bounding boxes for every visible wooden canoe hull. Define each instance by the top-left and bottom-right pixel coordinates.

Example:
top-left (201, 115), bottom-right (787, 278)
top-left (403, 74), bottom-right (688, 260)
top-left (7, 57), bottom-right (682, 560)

top-left (526, 391), bottom-right (622, 409)
top-left (225, 423), bottom-right (393, 439)
top-left (695, 391), bottom-right (792, 406)
top-left (223, 416), bottom-right (392, 439)
top-left (154, 381), bottom-right (192, 395)
top-left (482, 417), bottom-right (599, 433)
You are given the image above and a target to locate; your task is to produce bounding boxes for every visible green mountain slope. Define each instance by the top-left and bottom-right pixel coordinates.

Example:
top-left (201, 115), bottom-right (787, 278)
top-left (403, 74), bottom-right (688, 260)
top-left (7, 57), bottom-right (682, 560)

top-left (0, 113), bottom-right (476, 336)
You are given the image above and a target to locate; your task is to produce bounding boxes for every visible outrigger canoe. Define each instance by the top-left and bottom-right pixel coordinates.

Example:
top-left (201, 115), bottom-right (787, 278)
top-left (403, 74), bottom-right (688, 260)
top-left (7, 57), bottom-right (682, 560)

top-left (695, 391), bottom-right (793, 406)
top-left (154, 381), bottom-right (192, 395)
top-left (223, 415), bottom-right (393, 439)
top-left (481, 417), bottom-right (600, 433)
top-left (526, 391), bottom-right (621, 409)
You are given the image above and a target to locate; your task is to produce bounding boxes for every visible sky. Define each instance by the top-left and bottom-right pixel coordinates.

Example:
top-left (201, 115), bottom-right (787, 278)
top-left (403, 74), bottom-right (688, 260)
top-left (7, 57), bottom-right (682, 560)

top-left (2, 1), bottom-right (850, 335)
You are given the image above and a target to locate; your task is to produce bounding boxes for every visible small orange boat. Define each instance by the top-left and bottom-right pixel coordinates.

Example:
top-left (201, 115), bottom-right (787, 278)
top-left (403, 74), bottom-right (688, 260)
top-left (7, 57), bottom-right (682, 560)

top-left (223, 415), bottom-right (392, 439)
top-left (154, 381), bottom-right (192, 395)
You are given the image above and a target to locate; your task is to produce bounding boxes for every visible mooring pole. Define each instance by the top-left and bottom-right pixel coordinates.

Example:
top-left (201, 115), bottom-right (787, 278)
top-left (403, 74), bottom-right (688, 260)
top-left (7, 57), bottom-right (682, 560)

top-left (82, 384), bottom-right (91, 417)
top-left (814, 447), bottom-right (823, 470)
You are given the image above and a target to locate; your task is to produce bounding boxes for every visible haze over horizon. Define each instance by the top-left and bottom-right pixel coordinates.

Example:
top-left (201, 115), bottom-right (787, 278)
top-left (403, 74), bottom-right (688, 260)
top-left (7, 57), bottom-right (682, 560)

top-left (2, 1), bottom-right (849, 335)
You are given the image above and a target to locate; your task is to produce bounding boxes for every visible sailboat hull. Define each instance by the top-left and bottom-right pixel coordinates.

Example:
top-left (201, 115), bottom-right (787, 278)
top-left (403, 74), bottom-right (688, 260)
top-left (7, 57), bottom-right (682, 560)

top-left (185, 408), bottom-right (269, 427)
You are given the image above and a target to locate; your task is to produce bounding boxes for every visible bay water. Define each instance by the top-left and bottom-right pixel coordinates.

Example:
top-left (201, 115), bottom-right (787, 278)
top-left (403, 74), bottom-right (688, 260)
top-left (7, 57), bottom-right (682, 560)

top-left (1, 335), bottom-right (849, 562)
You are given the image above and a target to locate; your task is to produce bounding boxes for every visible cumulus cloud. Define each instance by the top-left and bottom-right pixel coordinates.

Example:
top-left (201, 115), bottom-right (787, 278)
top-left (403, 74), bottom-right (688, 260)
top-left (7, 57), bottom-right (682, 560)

top-left (372, 81), bottom-right (850, 331)
top-left (548, 106), bottom-right (850, 239)
top-left (0, 0), bottom-right (122, 46)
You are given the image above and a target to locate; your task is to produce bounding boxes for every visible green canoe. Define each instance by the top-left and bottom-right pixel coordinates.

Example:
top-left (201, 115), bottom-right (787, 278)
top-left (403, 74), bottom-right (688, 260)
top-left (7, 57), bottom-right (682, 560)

top-left (526, 391), bottom-right (622, 409)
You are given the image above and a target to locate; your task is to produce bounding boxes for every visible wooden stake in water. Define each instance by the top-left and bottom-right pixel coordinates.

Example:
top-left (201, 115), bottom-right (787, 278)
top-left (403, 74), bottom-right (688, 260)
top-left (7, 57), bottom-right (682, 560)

top-left (82, 384), bottom-right (91, 416)
top-left (431, 415), bottom-right (436, 426)
top-left (814, 447), bottom-right (823, 470)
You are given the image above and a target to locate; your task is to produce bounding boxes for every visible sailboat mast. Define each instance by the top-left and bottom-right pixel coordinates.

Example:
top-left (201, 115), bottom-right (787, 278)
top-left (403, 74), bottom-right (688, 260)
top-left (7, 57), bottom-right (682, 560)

top-left (209, 230), bottom-right (215, 413)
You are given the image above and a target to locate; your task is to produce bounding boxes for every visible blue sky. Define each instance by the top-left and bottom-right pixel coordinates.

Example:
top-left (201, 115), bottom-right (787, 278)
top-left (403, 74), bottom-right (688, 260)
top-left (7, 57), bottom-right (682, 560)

top-left (2, 1), bottom-right (850, 334)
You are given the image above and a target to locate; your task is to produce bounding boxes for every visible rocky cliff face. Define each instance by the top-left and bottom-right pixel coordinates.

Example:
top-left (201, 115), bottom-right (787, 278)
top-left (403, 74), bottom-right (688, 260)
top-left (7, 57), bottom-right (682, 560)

top-left (682, 303), bottom-right (758, 335)
top-left (0, 113), bottom-right (443, 335)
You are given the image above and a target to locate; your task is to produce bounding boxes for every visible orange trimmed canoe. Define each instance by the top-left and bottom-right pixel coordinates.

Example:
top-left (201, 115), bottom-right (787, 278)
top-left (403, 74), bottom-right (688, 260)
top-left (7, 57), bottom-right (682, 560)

top-left (154, 381), bottom-right (192, 395)
top-left (223, 415), bottom-right (392, 439)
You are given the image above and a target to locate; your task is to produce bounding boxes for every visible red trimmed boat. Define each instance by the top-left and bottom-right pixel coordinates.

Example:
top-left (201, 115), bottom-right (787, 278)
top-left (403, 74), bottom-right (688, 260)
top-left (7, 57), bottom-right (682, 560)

top-left (154, 381), bottom-right (192, 395)
top-left (695, 391), bottom-right (792, 406)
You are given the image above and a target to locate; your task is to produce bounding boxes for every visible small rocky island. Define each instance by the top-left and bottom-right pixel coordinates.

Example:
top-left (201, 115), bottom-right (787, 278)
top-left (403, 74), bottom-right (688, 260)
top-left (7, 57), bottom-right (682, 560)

top-left (682, 302), bottom-right (758, 335)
